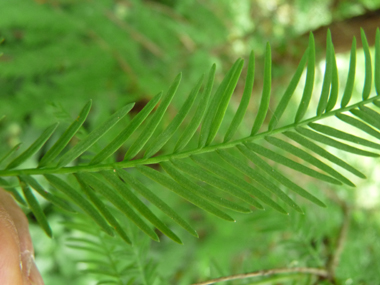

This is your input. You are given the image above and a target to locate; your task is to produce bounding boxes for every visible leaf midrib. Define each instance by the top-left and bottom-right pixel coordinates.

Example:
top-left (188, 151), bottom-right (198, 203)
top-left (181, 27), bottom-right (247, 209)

top-left (1, 94), bottom-right (378, 177)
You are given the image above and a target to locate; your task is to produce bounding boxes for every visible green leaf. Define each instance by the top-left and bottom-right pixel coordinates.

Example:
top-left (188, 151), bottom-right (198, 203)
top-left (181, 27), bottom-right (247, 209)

top-left (361, 28), bottom-right (372, 100)
top-left (117, 167), bottom-right (196, 239)
top-left (206, 58), bottom-right (244, 145)
top-left (101, 171), bottom-right (177, 242)
top-left (268, 48), bottom-right (309, 130)
top-left (375, 28), bottom-right (380, 95)
top-left (138, 163), bottom-right (235, 223)
top-left (39, 100), bottom-right (92, 167)
top-left (144, 74), bottom-right (203, 158)
top-left (199, 59), bottom-right (242, 147)
top-left (160, 161), bottom-right (251, 213)
top-left (359, 105), bottom-right (380, 126)
top-left (18, 177), bottom-right (52, 237)
top-left (0, 143), bottom-right (22, 164)
top-left (124, 74), bottom-right (181, 161)
top-left (20, 175), bottom-right (76, 212)
top-left (171, 159), bottom-right (264, 209)
top-left (44, 174), bottom-right (114, 236)
top-left (245, 142), bottom-right (342, 185)
top-left (236, 145), bottom-right (326, 207)
top-left (91, 92), bottom-right (162, 165)
top-left (251, 43), bottom-right (271, 135)
top-left (336, 113), bottom-right (380, 141)
top-left (174, 64), bottom-right (216, 152)
top-left (78, 172), bottom-right (156, 243)
top-left (296, 127), bottom-right (379, 157)
top-left (216, 149), bottom-right (303, 213)
top-left (58, 103), bottom-right (134, 167)
top-left (191, 154), bottom-right (288, 214)
top-left (373, 100), bottom-right (380, 108)
top-left (341, 37), bottom-right (356, 108)
top-left (74, 174), bottom-right (131, 244)
top-left (350, 108), bottom-right (380, 130)
top-left (317, 29), bottom-right (333, 116)
top-left (308, 122), bottom-right (380, 150)
top-left (6, 123), bottom-right (58, 169)
top-left (224, 50), bottom-right (255, 142)
top-left (0, 177), bottom-right (27, 206)
top-left (283, 131), bottom-right (365, 179)
top-left (326, 42), bottom-right (339, 112)
top-left (295, 33), bottom-right (315, 123)
top-left (265, 136), bottom-right (354, 187)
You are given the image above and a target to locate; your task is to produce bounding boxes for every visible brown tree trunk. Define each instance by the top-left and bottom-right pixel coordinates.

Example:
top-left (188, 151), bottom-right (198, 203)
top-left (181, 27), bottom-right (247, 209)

top-left (311, 9), bottom-right (380, 53)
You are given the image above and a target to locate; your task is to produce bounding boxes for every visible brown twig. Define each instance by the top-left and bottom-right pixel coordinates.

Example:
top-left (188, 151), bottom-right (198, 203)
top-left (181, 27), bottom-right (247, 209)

top-left (191, 267), bottom-right (329, 285)
top-left (87, 30), bottom-right (139, 87)
top-left (105, 11), bottom-right (164, 58)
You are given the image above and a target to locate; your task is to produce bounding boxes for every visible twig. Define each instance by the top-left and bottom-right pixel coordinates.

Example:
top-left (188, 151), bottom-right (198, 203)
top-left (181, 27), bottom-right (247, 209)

top-left (191, 267), bottom-right (329, 285)
top-left (105, 11), bottom-right (164, 58)
top-left (87, 30), bottom-right (139, 86)
top-left (326, 202), bottom-right (351, 279)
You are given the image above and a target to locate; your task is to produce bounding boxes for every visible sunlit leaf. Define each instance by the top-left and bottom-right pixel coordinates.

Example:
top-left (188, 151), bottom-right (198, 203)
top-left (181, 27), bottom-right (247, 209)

top-left (326, 42), bottom-right (339, 112)
top-left (317, 29), bottom-right (333, 116)
top-left (375, 28), bottom-right (380, 95)
top-left (252, 43), bottom-right (271, 135)
top-left (361, 28), bottom-right (372, 100)
top-left (224, 50), bottom-right (255, 142)
top-left (295, 33), bottom-right (315, 123)
top-left (341, 37), bottom-right (356, 108)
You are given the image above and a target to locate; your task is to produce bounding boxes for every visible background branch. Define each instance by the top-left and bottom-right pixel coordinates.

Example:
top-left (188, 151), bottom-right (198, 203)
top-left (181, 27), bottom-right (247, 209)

top-left (191, 267), bottom-right (329, 285)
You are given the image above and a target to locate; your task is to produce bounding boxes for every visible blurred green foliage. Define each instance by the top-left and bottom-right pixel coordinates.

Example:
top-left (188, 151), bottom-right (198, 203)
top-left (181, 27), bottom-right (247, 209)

top-left (1, 0), bottom-right (380, 284)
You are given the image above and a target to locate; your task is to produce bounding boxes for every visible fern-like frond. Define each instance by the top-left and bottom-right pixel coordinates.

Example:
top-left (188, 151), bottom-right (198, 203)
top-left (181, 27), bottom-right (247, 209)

top-left (64, 213), bottom-right (158, 285)
top-left (2, 28), bottom-right (380, 245)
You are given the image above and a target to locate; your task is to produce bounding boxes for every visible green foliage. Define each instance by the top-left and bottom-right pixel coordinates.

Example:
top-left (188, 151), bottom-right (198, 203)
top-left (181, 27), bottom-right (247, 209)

top-left (2, 1), bottom-right (380, 284)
